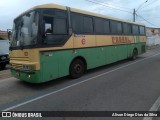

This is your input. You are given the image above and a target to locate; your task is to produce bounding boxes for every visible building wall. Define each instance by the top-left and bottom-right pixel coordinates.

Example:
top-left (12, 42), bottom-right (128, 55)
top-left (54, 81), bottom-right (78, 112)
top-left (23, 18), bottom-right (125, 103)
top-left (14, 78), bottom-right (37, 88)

top-left (146, 27), bottom-right (160, 46)
top-left (146, 27), bottom-right (160, 37)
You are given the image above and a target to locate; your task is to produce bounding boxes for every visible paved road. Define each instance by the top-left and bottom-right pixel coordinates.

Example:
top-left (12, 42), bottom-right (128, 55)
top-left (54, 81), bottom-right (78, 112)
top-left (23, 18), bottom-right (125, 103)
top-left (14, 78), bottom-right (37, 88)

top-left (0, 65), bottom-right (11, 80)
top-left (1, 47), bottom-right (160, 120)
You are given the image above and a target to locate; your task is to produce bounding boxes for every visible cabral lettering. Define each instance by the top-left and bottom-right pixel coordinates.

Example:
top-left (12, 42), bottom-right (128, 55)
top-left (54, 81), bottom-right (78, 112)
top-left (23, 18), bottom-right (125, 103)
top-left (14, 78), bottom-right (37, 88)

top-left (112, 36), bottom-right (131, 44)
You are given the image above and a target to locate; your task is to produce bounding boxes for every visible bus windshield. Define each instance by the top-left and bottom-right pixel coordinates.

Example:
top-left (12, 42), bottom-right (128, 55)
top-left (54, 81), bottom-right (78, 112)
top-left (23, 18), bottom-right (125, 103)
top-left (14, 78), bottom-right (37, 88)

top-left (11, 11), bottom-right (39, 47)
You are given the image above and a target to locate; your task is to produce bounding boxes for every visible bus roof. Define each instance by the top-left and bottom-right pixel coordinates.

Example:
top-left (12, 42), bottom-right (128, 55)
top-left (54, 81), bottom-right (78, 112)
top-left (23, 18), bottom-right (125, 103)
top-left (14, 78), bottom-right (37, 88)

top-left (15, 3), bottom-right (145, 26)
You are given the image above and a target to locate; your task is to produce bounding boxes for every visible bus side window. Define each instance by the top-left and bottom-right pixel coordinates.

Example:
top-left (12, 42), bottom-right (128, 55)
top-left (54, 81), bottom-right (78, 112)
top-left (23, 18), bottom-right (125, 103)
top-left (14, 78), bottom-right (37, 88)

top-left (95, 18), bottom-right (104, 34)
top-left (71, 13), bottom-right (83, 34)
top-left (132, 25), bottom-right (139, 35)
top-left (53, 18), bottom-right (67, 34)
top-left (140, 26), bottom-right (145, 35)
top-left (111, 20), bottom-right (118, 34)
top-left (117, 22), bottom-right (122, 34)
top-left (43, 16), bottom-right (54, 34)
top-left (123, 23), bottom-right (131, 35)
top-left (104, 20), bottom-right (110, 34)
top-left (42, 16), bottom-right (68, 45)
top-left (83, 16), bottom-right (93, 33)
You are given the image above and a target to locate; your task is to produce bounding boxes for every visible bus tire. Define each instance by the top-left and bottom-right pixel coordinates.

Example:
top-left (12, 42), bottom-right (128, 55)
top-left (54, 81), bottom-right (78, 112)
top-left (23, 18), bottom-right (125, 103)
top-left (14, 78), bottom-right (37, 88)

top-left (132, 49), bottom-right (138, 60)
top-left (70, 59), bottom-right (85, 79)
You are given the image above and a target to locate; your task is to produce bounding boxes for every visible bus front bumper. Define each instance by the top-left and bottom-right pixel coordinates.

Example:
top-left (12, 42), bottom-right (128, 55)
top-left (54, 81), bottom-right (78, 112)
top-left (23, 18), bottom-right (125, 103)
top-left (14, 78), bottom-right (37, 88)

top-left (11, 69), bottom-right (41, 83)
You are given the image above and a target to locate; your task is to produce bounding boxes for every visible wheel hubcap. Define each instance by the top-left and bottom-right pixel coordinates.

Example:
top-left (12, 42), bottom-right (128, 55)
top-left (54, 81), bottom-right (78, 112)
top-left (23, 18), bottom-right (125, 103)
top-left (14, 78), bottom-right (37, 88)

top-left (74, 64), bottom-right (81, 74)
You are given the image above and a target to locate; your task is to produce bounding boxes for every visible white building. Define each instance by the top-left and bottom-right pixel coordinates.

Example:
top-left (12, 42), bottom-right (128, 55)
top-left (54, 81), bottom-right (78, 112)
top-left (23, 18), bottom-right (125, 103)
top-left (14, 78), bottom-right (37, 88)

top-left (146, 27), bottom-right (160, 46)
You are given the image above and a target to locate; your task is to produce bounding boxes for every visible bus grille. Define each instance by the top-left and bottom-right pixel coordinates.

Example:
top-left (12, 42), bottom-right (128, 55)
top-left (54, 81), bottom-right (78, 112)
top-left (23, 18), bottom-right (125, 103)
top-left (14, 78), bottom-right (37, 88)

top-left (10, 57), bottom-right (29, 61)
top-left (11, 63), bottom-right (23, 70)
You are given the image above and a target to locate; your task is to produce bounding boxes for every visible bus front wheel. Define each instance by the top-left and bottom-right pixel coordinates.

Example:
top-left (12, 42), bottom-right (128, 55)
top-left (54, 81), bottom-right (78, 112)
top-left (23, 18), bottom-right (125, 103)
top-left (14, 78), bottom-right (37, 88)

top-left (70, 59), bottom-right (85, 79)
top-left (132, 49), bottom-right (138, 60)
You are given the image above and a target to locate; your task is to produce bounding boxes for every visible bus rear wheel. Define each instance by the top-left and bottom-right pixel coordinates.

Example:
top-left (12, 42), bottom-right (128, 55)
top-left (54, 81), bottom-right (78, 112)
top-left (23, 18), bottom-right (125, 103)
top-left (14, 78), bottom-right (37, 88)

top-left (70, 59), bottom-right (85, 79)
top-left (132, 49), bottom-right (138, 60)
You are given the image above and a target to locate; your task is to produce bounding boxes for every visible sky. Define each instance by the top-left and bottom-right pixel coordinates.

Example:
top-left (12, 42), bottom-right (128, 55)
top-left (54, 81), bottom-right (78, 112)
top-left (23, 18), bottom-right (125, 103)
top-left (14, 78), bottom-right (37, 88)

top-left (0, 0), bottom-right (159, 31)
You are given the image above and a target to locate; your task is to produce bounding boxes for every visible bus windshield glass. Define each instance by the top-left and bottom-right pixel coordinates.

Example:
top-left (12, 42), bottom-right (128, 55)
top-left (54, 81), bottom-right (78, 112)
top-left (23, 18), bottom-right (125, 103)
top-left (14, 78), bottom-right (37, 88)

top-left (11, 11), bottom-right (39, 47)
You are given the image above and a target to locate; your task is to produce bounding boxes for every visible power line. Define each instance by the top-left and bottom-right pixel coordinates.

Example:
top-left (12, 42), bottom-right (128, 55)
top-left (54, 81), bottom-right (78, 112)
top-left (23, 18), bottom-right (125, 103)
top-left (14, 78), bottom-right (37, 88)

top-left (85, 0), bottom-right (133, 14)
top-left (133, 0), bottom-right (148, 22)
top-left (136, 0), bottom-right (148, 12)
top-left (136, 14), bottom-right (159, 27)
top-left (93, 0), bottom-right (133, 10)
top-left (86, 0), bottom-right (159, 27)
top-left (138, 0), bottom-right (159, 11)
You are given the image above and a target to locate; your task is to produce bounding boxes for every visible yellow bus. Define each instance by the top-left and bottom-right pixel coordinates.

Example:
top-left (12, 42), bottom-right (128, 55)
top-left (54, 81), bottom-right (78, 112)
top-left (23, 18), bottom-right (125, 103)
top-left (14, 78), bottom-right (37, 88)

top-left (10, 3), bottom-right (146, 83)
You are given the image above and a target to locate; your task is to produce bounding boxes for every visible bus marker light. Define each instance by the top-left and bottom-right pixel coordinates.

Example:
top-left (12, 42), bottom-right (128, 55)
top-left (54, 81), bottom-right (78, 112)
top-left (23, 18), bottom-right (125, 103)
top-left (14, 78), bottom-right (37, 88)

top-left (28, 75), bottom-right (31, 78)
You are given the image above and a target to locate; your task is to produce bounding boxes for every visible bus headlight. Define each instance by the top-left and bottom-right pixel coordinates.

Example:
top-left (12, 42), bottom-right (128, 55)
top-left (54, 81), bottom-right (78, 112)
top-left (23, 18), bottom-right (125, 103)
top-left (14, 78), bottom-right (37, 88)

top-left (23, 64), bottom-right (36, 71)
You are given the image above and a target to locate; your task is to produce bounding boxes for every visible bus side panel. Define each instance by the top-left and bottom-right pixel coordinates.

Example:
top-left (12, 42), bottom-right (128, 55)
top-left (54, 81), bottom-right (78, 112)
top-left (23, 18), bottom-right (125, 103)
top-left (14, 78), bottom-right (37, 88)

top-left (105, 45), bottom-right (128, 65)
top-left (57, 50), bottom-right (74, 77)
top-left (40, 51), bottom-right (59, 82)
top-left (40, 50), bottom-right (76, 82)
top-left (106, 46), bottom-right (117, 64)
top-left (39, 43), bottom-right (146, 82)
top-left (116, 45), bottom-right (128, 61)
top-left (127, 43), bottom-right (143, 58)
top-left (83, 47), bottom-right (106, 69)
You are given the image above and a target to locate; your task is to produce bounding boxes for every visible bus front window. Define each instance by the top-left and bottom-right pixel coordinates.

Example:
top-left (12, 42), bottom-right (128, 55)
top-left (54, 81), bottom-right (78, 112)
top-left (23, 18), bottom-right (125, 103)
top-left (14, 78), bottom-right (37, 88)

top-left (11, 11), bottom-right (39, 47)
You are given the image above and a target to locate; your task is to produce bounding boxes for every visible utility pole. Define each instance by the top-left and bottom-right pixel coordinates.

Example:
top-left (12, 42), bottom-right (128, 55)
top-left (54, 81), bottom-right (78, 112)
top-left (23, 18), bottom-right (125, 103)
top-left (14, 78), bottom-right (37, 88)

top-left (133, 8), bottom-right (136, 22)
top-left (133, 0), bottom-right (148, 22)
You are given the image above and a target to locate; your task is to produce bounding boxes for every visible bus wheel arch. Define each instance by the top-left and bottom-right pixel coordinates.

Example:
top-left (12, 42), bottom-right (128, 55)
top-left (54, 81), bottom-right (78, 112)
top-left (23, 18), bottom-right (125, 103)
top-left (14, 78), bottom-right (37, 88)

top-left (132, 48), bottom-right (138, 60)
top-left (69, 57), bottom-right (87, 79)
